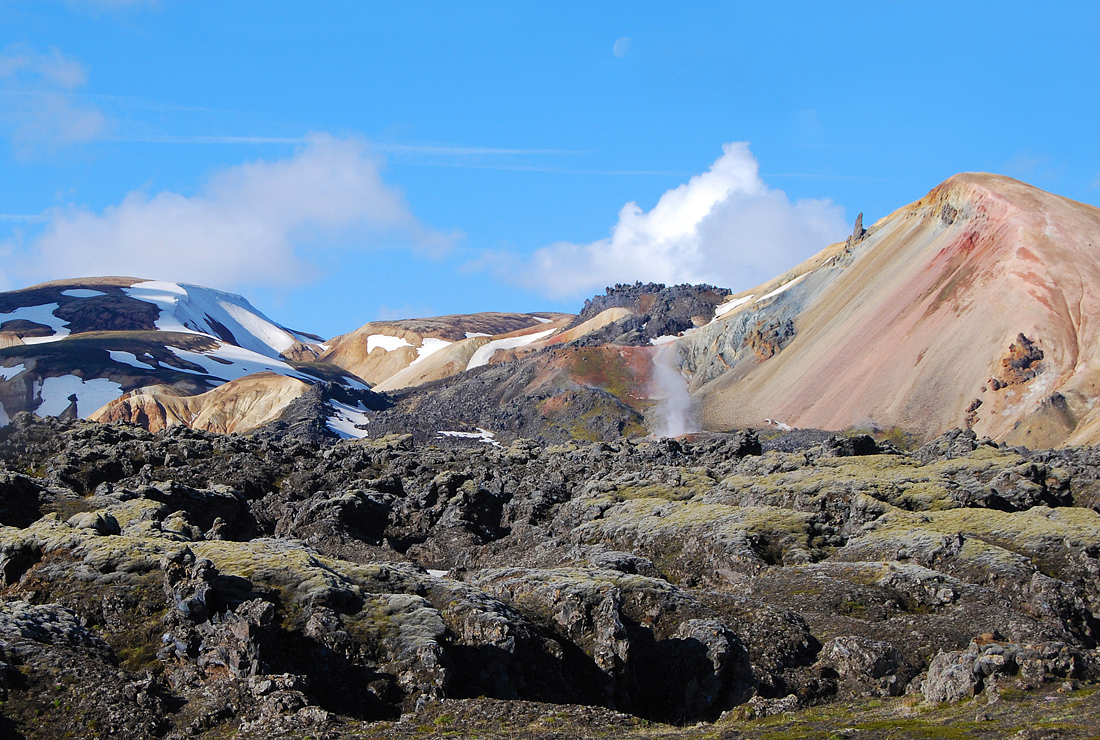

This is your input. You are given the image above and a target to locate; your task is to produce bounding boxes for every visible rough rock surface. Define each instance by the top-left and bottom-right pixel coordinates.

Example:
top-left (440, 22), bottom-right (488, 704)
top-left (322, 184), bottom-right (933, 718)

top-left (0, 414), bottom-right (1096, 738)
top-left (567, 282), bottom-right (731, 346)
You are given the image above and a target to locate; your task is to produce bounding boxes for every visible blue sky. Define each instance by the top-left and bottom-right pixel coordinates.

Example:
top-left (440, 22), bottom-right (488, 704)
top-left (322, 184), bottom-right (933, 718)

top-left (1, 1), bottom-right (1098, 337)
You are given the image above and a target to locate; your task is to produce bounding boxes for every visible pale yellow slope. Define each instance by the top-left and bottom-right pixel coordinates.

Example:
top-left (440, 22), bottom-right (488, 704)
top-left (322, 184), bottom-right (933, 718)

top-left (321, 312), bottom-right (568, 387)
top-left (92, 372), bottom-right (310, 434)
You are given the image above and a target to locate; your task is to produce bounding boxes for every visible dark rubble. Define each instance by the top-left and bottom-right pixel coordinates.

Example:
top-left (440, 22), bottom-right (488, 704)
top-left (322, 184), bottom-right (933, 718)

top-left (0, 415), bottom-right (1096, 738)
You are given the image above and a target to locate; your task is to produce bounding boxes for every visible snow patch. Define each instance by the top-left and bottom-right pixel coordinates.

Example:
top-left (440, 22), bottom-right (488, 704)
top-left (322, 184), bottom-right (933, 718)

top-left (36, 376), bottom-right (123, 418)
top-left (426, 569), bottom-right (450, 579)
top-left (287, 329), bottom-right (320, 345)
top-left (366, 334), bottom-right (413, 353)
top-left (466, 328), bottom-right (556, 370)
top-left (0, 303), bottom-right (70, 343)
top-left (339, 376), bottom-right (371, 392)
top-left (0, 364), bottom-right (25, 380)
top-left (108, 351), bottom-right (156, 371)
top-left (755, 273), bottom-right (810, 303)
top-left (465, 332), bottom-right (491, 339)
top-left (439, 428), bottom-right (501, 446)
top-left (411, 337), bottom-right (452, 365)
top-left (124, 281), bottom-right (296, 359)
top-left (167, 342), bottom-right (307, 385)
top-left (60, 289), bottom-right (107, 298)
top-left (649, 335), bottom-right (679, 346)
top-left (764, 418), bottom-right (793, 432)
top-left (531, 316), bottom-right (552, 324)
top-left (326, 399), bottom-right (372, 439)
top-left (714, 294), bottom-right (754, 318)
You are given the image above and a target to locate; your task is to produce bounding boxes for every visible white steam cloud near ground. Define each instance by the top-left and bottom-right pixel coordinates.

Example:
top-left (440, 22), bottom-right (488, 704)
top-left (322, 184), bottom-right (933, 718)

top-left (650, 344), bottom-right (698, 438)
top-left (11, 133), bottom-right (456, 289)
top-left (513, 142), bottom-right (850, 298)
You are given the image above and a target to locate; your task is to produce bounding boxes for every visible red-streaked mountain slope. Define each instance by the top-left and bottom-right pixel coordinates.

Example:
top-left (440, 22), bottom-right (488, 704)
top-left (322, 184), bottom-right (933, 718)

top-left (682, 173), bottom-right (1100, 447)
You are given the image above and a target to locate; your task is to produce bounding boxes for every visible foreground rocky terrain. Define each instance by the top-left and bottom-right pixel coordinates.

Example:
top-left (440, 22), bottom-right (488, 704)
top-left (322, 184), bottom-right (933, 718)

top-left (0, 414), bottom-right (1097, 738)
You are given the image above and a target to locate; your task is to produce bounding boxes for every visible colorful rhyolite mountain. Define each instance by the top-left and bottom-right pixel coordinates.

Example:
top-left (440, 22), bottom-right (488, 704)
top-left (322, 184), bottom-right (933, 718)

top-left (2, 173), bottom-right (1100, 447)
top-left (680, 173), bottom-right (1100, 447)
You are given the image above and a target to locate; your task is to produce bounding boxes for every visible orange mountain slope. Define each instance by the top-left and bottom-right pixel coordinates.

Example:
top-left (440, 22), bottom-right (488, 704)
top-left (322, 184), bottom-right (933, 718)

top-left (683, 173), bottom-right (1100, 447)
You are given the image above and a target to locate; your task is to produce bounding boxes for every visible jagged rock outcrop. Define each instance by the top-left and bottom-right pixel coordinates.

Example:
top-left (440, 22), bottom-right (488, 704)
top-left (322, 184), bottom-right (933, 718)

top-left (567, 282), bottom-right (731, 346)
top-left (0, 415), bottom-right (1096, 737)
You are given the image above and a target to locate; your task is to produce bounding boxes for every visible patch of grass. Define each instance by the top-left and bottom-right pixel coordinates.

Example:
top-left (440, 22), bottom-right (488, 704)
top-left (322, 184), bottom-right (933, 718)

top-left (837, 599), bottom-right (868, 619)
top-left (116, 642), bottom-right (159, 673)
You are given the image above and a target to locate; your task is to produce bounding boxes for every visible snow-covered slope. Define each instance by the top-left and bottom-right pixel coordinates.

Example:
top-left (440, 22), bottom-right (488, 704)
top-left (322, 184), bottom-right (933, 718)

top-left (321, 312), bottom-right (571, 389)
top-left (121, 280), bottom-right (316, 360)
top-left (0, 277), bottom-right (357, 432)
top-left (0, 277), bottom-right (320, 360)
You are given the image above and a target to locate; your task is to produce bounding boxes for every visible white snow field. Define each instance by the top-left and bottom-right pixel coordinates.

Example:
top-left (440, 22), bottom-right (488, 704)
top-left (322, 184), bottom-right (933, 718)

top-left (123, 281), bottom-right (302, 359)
top-left (108, 351), bottom-right (157, 371)
top-left (167, 342), bottom-right (310, 384)
top-left (755, 272), bottom-right (810, 303)
top-left (365, 334), bottom-right (413, 353)
top-left (60, 289), bottom-right (107, 298)
top-left (0, 303), bottom-right (71, 343)
top-left (466, 328), bottom-right (556, 370)
top-left (438, 428), bottom-right (500, 446)
top-left (713, 294), bottom-right (754, 318)
top-left (35, 376), bottom-right (123, 418)
top-left (326, 399), bottom-right (373, 439)
top-left (410, 337), bottom-right (452, 365)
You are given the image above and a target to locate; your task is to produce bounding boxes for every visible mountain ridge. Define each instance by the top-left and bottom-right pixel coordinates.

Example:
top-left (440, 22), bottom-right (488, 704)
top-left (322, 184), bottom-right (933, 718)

top-left (2, 173), bottom-right (1100, 447)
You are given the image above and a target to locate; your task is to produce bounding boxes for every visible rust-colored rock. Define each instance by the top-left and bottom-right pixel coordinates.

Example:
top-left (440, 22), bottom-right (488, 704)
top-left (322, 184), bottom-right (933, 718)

top-left (998, 333), bottom-right (1045, 386)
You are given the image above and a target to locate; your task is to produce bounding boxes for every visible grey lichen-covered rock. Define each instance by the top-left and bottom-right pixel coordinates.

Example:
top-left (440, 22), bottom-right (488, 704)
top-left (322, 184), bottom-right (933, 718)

top-left (0, 416), bottom-right (1097, 736)
top-left (922, 636), bottom-right (1087, 703)
top-left (817, 635), bottom-right (907, 698)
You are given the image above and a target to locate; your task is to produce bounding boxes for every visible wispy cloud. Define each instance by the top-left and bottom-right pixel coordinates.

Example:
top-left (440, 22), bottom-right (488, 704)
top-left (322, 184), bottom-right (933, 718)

top-left (0, 44), bottom-right (107, 154)
top-left (10, 133), bottom-right (458, 289)
top-left (376, 143), bottom-right (585, 156)
top-left (1002, 151), bottom-right (1062, 186)
top-left (99, 133), bottom-right (584, 157)
top-left (102, 134), bottom-right (307, 145)
top-left (98, 131), bottom-right (621, 173)
top-left (0, 214), bottom-right (49, 223)
top-left (383, 161), bottom-right (688, 176)
top-left (0, 44), bottom-right (618, 178)
top-left (65, 0), bottom-right (161, 10)
top-left (497, 142), bottom-right (850, 299)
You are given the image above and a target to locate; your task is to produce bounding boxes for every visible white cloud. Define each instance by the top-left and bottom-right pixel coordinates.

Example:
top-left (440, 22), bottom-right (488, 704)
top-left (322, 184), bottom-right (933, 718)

top-left (512, 142), bottom-right (850, 298)
top-left (0, 44), bottom-right (106, 151)
top-left (16, 133), bottom-right (457, 288)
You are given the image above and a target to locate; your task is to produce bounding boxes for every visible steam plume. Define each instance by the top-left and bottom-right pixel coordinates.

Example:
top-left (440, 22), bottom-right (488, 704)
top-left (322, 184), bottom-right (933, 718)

top-left (650, 344), bottom-right (699, 438)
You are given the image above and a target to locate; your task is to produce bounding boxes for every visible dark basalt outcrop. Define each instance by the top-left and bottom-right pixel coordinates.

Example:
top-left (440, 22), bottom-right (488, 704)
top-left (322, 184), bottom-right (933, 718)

top-left (0, 415), bottom-right (1096, 737)
top-left (568, 282), bottom-right (731, 346)
top-left (360, 352), bottom-right (647, 446)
